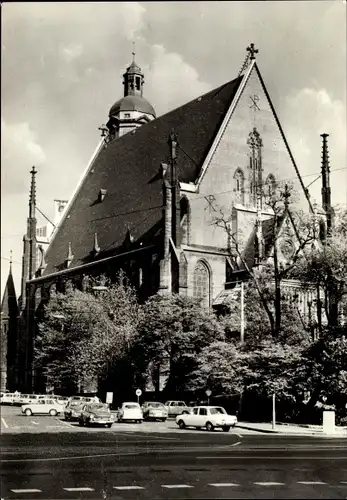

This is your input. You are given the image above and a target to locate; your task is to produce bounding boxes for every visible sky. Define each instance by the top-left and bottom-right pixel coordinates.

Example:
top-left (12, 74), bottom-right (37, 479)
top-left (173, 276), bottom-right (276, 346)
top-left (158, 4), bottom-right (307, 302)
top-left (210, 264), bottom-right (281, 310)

top-left (1, 1), bottom-right (346, 299)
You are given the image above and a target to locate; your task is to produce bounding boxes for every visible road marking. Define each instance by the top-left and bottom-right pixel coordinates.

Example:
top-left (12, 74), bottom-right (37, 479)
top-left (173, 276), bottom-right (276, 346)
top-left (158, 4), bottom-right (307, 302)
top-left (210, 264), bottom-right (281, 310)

top-left (56, 418), bottom-right (75, 428)
top-left (113, 486), bottom-right (145, 490)
top-left (197, 456), bottom-right (347, 460)
top-left (31, 421), bottom-right (39, 425)
top-left (209, 483), bottom-right (239, 487)
top-left (297, 481), bottom-right (327, 485)
top-left (231, 441), bottom-right (241, 446)
top-left (10, 489), bottom-right (42, 493)
top-left (254, 482), bottom-right (285, 486)
top-left (162, 484), bottom-right (194, 489)
top-left (340, 481), bottom-right (347, 484)
top-left (1, 417), bottom-right (9, 429)
top-left (63, 487), bottom-right (94, 492)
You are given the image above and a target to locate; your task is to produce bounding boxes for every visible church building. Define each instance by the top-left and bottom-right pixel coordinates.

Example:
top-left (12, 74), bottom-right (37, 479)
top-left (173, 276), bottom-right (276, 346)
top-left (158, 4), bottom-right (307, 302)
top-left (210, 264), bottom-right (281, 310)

top-left (15, 44), bottom-right (329, 392)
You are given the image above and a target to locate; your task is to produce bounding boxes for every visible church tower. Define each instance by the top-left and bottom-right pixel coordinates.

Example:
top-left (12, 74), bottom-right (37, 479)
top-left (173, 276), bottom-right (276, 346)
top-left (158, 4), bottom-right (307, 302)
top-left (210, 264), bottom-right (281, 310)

top-left (20, 167), bottom-right (37, 311)
top-left (106, 48), bottom-right (156, 139)
top-left (1, 255), bottom-right (19, 391)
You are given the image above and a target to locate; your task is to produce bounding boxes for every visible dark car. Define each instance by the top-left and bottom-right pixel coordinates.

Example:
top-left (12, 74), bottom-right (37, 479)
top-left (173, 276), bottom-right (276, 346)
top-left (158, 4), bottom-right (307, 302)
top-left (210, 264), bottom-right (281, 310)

top-left (79, 403), bottom-right (114, 428)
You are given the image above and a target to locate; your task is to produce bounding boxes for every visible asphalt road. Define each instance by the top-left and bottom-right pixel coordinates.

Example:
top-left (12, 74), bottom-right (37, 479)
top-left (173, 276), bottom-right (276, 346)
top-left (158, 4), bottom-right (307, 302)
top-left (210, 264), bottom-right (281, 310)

top-left (1, 406), bottom-right (347, 499)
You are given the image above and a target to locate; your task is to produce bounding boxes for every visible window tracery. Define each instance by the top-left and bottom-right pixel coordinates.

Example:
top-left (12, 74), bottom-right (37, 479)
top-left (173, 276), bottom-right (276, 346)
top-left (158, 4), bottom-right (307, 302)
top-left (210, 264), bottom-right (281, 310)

top-left (193, 260), bottom-right (210, 308)
top-left (234, 168), bottom-right (245, 204)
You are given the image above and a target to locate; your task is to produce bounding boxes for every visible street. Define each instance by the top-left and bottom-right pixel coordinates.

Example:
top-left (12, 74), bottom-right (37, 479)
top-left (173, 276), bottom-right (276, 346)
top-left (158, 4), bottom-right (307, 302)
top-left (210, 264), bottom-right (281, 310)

top-left (1, 406), bottom-right (347, 499)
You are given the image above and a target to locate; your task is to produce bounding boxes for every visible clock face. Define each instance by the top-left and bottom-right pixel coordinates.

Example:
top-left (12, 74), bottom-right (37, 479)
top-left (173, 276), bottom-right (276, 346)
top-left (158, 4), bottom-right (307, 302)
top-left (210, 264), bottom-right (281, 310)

top-left (280, 239), bottom-right (295, 260)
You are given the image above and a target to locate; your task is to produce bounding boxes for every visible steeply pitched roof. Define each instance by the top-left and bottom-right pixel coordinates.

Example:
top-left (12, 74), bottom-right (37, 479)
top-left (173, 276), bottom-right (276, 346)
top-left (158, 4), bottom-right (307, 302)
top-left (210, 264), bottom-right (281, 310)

top-left (1, 269), bottom-right (18, 318)
top-left (42, 76), bottom-right (243, 276)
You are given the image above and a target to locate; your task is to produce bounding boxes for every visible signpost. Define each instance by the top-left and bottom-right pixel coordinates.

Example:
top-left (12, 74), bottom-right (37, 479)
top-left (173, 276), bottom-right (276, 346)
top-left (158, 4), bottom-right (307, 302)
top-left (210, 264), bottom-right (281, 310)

top-left (205, 389), bottom-right (212, 406)
top-left (135, 388), bottom-right (142, 404)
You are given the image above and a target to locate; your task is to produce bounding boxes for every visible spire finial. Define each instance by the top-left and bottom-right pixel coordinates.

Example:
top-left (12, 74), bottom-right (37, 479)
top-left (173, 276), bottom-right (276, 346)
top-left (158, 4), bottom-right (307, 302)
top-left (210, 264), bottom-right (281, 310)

top-left (9, 249), bottom-right (12, 271)
top-left (247, 43), bottom-right (259, 60)
top-left (132, 41), bottom-right (136, 62)
top-left (29, 166), bottom-right (37, 220)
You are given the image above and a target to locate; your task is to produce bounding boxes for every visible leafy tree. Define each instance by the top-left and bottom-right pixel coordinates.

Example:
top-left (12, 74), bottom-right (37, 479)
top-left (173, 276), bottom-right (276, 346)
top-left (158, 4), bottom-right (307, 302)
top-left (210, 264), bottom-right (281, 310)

top-left (209, 185), bottom-right (316, 337)
top-left (294, 209), bottom-right (347, 334)
top-left (35, 275), bottom-right (139, 392)
top-left (131, 293), bottom-right (225, 393)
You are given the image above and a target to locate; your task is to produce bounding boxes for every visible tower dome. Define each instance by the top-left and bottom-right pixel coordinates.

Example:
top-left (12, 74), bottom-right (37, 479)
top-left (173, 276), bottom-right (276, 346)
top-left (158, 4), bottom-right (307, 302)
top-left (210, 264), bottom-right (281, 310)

top-left (106, 53), bottom-right (156, 139)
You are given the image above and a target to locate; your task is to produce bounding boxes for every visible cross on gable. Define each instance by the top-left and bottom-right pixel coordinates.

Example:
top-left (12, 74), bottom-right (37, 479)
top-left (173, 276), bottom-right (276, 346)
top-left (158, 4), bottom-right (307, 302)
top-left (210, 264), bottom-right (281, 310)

top-left (247, 43), bottom-right (259, 60)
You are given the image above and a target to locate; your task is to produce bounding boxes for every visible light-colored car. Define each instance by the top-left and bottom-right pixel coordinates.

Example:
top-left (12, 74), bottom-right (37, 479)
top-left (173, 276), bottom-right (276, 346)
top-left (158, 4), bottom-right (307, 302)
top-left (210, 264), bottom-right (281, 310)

top-left (64, 401), bottom-right (85, 421)
top-left (142, 401), bottom-right (168, 421)
top-left (79, 403), bottom-right (114, 428)
top-left (21, 398), bottom-right (65, 417)
top-left (1, 392), bottom-right (15, 405)
top-left (164, 400), bottom-right (192, 417)
top-left (70, 396), bottom-right (100, 404)
top-left (117, 402), bottom-right (143, 423)
top-left (176, 406), bottom-right (237, 432)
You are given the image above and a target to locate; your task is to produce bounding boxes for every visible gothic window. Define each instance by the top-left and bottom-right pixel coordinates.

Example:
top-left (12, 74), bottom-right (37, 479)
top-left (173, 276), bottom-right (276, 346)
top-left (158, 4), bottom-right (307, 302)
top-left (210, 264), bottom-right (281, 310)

top-left (193, 260), bottom-right (211, 308)
top-left (265, 174), bottom-right (276, 197)
top-left (180, 196), bottom-right (190, 245)
top-left (234, 168), bottom-right (245, 204)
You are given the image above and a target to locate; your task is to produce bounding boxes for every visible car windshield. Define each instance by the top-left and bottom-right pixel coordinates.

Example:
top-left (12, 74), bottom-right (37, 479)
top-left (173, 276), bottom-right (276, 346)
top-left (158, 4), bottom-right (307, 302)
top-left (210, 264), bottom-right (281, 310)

top-left (90, 404), bottom-right (109, 411)
top-left (147, 402), bottom-right (164, 408)
top-left (209, 407), bottom-right (227, 415)
top-left (124, 404), bottom-right (139, 409)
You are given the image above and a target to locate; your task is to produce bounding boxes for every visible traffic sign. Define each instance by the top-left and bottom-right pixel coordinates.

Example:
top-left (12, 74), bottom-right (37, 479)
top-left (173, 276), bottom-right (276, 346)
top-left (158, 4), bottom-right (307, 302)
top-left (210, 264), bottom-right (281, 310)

top-left (205, 389), bottom-right (212, 397)
top-left (135, 389), bottom-right (142, 397)
top-left (106, 392), bottom-right (113, 404)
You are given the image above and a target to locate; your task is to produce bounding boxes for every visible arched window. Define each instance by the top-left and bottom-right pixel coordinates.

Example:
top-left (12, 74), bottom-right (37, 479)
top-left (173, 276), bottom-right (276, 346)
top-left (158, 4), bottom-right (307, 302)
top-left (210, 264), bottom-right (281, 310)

top-left (180, 196), bottom-right (191, 245)
top-left (265, 174), bottom-right (276, 197)
top-left (234, 169), bottom-right (245, 204)
top-left (193, 260), bottom-right (210, 308)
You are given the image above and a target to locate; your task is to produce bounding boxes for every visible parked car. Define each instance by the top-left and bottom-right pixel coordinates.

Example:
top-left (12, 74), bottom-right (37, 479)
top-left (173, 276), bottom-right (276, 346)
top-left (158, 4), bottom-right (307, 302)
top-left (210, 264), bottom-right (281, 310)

top-left (70, 396), bottom-right (100, 404)
top-left (142, 401), bottom-right (168, 421)
top-left (21, 398), bottom-right (65, 417)
top-left (17, 394), bottom-right (32, 406)
top-left (64, 400), bottom-right (86, 421)
top-left (54, 396), bottom-right (70, 407)
top-left (164, 400), bottom-right (192, 417)
top-left (117, 402), bottom-right (143, 423)
top-left (79, 403), bottom-right (114, 428)
top-left (175, 406), bottom-right (237, 432)
top-left (0, 392), bottom-right (14, 405)
top-left (1, 392), bottom-right (15, 405)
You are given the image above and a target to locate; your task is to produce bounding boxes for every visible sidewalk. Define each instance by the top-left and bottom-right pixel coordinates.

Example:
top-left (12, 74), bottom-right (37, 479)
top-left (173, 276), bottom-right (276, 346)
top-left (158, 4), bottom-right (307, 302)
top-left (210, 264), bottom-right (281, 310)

top-left (236, 421), bottom-right (347, 437)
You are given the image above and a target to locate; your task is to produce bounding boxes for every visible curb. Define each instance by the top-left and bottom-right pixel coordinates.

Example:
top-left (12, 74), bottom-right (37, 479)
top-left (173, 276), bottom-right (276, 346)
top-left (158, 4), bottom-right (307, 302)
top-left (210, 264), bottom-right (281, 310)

top-left (236, 424), bottom-right (347, 437)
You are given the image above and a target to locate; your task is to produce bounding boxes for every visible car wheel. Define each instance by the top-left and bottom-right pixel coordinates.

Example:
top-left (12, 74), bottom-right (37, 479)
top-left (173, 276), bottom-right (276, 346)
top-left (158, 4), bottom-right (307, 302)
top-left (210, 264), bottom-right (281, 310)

top-left (138, 420), bottom-right (142, 424)
top-left (118, 417), bottom-right (122, 423)
top-left (49, 409), bottom-right (57, 416)
top-left (178, 419), bottom-right (186, 429)
top-left (79, 419), bottom-right (84, 426)
top-left (161, 418), bottom-right (167, 422)
top-left (222, 426), bottom-right (230, 432)
top-left (107, 423), bottom-right (112, 428)
top-left (206, 421), bottom-right (214, 432)
top-left (25, 408), bottom-right (32, 416)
